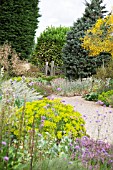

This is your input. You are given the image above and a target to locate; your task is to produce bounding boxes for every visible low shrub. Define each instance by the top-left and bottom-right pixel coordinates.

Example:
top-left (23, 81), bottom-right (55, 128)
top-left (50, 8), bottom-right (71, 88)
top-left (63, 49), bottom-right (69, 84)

top-left (83, 92), bottom-right (99, 101)
top-left (13, 98), bottom-right (86, 140)
top-left (98, 90), bottom-right (113, 107)
top-left (51, 78), bottom-right (92, 96)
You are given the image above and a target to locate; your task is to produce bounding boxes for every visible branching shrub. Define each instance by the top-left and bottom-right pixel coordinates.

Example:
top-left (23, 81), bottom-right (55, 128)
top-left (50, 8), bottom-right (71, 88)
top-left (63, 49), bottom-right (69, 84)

top-left (0, 42), bottom-right (39, 76)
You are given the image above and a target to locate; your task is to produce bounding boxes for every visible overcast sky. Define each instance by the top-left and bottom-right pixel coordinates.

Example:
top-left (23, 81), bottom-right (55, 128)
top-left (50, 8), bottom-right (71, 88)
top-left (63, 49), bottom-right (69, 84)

top-left (36, 0), bottom-right (113, 40)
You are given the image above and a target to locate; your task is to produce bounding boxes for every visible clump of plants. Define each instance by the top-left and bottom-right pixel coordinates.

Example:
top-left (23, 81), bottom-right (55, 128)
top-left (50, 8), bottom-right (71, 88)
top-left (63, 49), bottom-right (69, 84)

top-left (13, 98), bottom-right (86, 140)
top-left (83, 92), bottom-right (99, 101)
top-left (0, 90), bottom-right (87, 170)
top-left (70, 136), bottom-right (113, 170)
top-left (0, 78), bottom-right (43, 108)
top-left (51, 78), bottom-right (92, 96)
top-left (98, 90), bottom-right (113, 107)
top-left (11, 76), bottom-right (54, 97)
top-left (83, 78), bottom-right (113, 102)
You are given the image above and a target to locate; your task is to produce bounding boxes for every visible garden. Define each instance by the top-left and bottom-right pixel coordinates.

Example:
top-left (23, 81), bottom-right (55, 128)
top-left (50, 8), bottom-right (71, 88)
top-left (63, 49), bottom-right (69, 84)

top-left (1, 45), bottom-right (113, 170)
top-left (1, 0), bottom-right (113, 170)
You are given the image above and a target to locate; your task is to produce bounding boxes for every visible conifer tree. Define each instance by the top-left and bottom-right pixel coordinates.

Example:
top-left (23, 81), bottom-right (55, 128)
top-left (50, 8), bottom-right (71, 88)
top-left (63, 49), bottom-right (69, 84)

top-left (0, 0), bottom-right (40, 59)
top-left (62, 0), bottom-right (110, 80)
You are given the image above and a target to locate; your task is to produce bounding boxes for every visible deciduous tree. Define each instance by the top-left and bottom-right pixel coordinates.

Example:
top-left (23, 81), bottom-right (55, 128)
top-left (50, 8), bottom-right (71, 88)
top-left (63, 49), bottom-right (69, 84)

top-left (32, 26), bottom-right (70, 67)
top-left (82, 13), bottom-right (113, 57)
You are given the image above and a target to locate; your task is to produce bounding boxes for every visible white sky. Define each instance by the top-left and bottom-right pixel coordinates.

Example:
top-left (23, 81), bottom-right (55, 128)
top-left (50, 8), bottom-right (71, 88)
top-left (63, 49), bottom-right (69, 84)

top-left (36, 0), bottom-right (113, 40)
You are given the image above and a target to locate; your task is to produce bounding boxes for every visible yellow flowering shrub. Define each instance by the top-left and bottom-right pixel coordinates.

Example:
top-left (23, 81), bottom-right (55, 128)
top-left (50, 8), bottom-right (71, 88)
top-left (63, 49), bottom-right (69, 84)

top-left (81, 14), bottom-right (113, 57)
top-left (13, 98), bottom-right (86, 139)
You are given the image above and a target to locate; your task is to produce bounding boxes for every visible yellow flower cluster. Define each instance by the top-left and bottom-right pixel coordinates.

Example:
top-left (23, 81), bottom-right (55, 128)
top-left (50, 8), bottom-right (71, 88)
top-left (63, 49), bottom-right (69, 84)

top-left (13, 98), bottom-right (86, 139)
top-left (82, 14), bottom-right (113, 57)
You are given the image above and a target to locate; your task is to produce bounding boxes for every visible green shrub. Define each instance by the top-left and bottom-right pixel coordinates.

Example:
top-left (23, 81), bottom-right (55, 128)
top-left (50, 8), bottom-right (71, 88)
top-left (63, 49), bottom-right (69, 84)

top-left (13, 98), bottom-right (86, 140)
top-left (83, 92), bottom-right (98, 101)
top-left (98, 90), bottom-right (113, 106)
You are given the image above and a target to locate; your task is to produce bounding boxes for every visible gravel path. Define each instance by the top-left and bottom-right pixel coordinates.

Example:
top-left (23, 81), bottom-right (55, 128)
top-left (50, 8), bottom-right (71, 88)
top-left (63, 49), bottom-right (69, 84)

top-left (51, 95), bottom-right (113, 143)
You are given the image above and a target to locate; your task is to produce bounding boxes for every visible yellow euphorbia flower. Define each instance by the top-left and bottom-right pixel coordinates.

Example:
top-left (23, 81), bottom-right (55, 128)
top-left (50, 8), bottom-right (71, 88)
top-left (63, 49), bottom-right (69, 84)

top-left (12, 98), bottom-right (86, 140)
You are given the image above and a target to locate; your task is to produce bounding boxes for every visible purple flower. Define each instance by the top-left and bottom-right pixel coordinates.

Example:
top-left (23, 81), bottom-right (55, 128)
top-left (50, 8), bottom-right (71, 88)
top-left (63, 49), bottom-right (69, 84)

top-left (47, 96), bottom-right (51, 99)
top-left (56, 87), bottom-right (62, 91)
top-left (2, 141), bottom-right (6, 145)
top-left (97, 100), bottom-right (104, 105)
top-left (3, 156), bottom-right (9, 161)
top-left (95, 120), bottom-right (100, 123)
top-left (61, 100), bottom-right (65, 102)
top-left (40, 124), bottom-right (44, 128)
top-left (29, 82), bottom-right (34, 86)
top-left (38, 133), bottom-right (42, 137)
top-left (75, 145), bottom-right (80, 150)
top-left (41, 116), bottom-right (46, 120)
top-left (69, 143), bottom-right (73, 146)
top-left (68, 161), bottom-right (73, 164)
top-left (109, 160), bottom-right (113, 163)
top-left (109, 110), bottom-right (112, 113)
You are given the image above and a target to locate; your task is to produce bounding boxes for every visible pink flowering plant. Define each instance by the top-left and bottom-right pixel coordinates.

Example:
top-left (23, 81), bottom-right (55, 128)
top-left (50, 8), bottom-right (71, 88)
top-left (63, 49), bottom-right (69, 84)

top-left (69, 136), bottom-right (113, 170)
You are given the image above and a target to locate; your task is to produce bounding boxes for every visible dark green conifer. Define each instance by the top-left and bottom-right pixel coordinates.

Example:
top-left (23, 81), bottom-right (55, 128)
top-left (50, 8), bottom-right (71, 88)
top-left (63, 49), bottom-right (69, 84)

top-left (0, 0), bottom-right (40, 59)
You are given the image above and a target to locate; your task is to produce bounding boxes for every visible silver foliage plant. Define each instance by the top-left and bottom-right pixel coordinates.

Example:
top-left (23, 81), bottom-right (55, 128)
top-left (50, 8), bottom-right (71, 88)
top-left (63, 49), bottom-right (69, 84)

top-left (51, 78), bottom-right (93, 96)
top-left (1, 77), bottom-right (43, 103)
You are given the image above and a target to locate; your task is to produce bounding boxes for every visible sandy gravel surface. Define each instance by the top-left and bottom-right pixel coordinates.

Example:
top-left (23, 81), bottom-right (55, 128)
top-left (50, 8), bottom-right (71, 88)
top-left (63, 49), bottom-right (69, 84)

top-left (51, 95), bottom-right (113, 143)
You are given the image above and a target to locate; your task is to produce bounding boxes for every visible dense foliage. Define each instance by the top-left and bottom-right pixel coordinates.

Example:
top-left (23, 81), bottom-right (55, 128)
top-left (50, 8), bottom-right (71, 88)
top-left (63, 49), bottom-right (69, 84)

top-left (98, 89), bottom-right (113, 106)
top-left (0, 0), bottom-right (40, 59)
top-left (13, 98), bottom-right (86, 139)
top-left (32, 26), bottom-right (70, 67)
top-left (62, 0), bottom-right (110, 80)
top-left (82, 13), bottom-right (113, 57)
